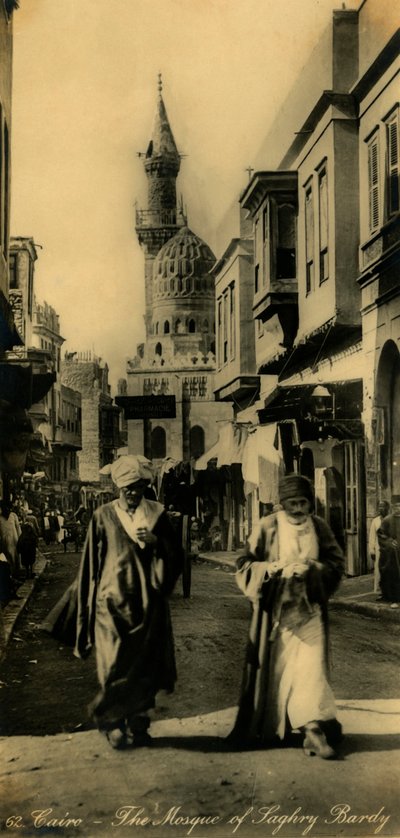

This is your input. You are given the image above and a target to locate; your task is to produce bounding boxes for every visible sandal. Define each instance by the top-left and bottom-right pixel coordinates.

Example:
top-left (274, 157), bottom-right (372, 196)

top-left (105, 727), bottom-right (127, 750)
top-left (303, 725), bottom-right (336, 759)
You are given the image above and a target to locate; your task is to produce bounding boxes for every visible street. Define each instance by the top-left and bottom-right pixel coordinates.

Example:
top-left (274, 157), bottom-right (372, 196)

top-left (0, 548), bottom-right (399, 838)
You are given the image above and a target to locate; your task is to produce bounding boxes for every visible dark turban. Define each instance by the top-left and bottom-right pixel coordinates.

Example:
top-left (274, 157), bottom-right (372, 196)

top-left (279, 474), bottom-right (314, 503)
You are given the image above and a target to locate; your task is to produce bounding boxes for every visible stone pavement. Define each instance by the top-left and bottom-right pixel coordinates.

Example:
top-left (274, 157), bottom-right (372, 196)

top-left (1, 543), bottom-right (399, 664)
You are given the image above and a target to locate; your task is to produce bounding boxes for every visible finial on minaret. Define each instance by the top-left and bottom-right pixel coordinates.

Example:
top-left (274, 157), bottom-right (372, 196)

top-left (158, 73), bottom-right (163, 95)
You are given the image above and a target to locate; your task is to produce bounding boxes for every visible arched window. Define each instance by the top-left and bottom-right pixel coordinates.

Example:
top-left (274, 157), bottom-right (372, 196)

top-left (164, 320), bottom-right (170, 334)
top-left (155, 342), bottom-right (162, 356)
top-left (175, 318), bottom-right (182, 333)
top-left (188, 319), bottom-right (196, 333)
top-left (190, 426), bottom-right (205, 460)
top-left (151, 426), bottom-right (166, 459)
top-left (155, 322), bottom-right (159, 335)
top-left (202, 319), bottom-right (209, 332)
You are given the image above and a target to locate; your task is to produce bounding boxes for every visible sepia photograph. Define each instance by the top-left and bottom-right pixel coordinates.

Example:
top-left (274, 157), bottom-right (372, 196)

top-left (0, 0), bottom-right (399, 835)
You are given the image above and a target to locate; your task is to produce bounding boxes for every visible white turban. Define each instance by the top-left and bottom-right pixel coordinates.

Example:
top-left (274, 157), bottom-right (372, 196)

top-left (110, 455), bottom-right (154, 489)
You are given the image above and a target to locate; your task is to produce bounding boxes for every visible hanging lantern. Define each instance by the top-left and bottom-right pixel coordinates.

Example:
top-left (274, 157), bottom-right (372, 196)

top-left (310, 385), bottom-right (334, 419)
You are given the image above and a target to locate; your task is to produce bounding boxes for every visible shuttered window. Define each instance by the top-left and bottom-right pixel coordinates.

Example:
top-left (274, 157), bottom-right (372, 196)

top-left (318, 167), bottom-right (329, 283)
top-left (305, 184), bottom-right (314, 293)
top-left (387, 113), bottom-right (399, 216)
top-left (368, 136), bottom-right (380, 232)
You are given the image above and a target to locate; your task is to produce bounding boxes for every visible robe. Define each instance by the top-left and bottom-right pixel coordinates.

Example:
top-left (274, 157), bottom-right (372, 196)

top-left (230, 512), bottom-right (344, 746)
top-left (44, 499), bottom-right (183, 730)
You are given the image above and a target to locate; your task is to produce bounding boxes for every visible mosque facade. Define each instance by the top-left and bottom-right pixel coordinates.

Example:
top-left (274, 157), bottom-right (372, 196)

top-left (124, 81), bottom-right (231, 468)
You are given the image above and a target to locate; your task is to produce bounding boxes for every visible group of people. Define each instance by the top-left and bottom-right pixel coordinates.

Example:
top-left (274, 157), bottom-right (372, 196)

top-left (0, 502), bottom-right (40, 599)
top-left (4, 456), bottom-right (400, 759)
top-left (368, 496), bottom-right (400, 605)
top-left (45, 458), bottom-right (345, 761)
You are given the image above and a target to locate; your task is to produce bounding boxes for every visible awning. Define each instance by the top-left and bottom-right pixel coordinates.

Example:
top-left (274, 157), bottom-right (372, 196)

top-left (259, 320), bottom-right (362, 378)
top-left (194, 423), bottom-right (248, 471)
top-left (258, 379), bottom-right (363, 424)
top-left (0, 362), bottom-right (32, 407)
top-left (0, 363), bottom-right (55, 408)
top-left (32, 371), bottom-right (56, 404)
top-left (194, 440), bottom-right (220, 471)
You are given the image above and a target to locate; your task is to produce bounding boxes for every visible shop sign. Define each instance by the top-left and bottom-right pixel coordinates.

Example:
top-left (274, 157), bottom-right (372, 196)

top-left (115, 396), bottom-right (176, 419)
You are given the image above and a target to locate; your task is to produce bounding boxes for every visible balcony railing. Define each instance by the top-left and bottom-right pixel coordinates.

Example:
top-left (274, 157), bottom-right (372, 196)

top-left (135, 208), bottom-right (178, 229)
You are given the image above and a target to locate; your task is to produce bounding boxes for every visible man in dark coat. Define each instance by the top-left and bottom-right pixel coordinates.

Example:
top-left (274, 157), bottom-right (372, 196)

top-left (73, 455), bottom-right (183, 749)
top-left (229, 473), bottom-right (344, 759)
top-left (377, 495), bottom-right (400, 604)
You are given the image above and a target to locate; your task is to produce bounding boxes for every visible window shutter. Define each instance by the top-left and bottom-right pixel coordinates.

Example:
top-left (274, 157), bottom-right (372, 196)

top-left (368, 138), bottom-right (379, 231)
top-left (387, 116), bottom-right (399, 215)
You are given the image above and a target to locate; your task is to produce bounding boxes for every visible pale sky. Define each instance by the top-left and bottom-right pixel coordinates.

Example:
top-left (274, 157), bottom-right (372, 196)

top-left (11, 0), bottom-right (359, 391)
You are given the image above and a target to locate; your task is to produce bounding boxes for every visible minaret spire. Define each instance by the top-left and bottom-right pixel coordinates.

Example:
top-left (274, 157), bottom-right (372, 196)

top-left (145, 75), bottom-right (180, 167)
top-left (135, 77), bottom-right (184, 338)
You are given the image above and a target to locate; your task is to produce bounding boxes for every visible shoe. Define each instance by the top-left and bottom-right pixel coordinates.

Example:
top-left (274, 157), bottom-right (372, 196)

top-left (303, 725), bottom-right (336, 759)
top-left (105, 727), bottom-right (127, 750)
top-left (125, 729), bottom-right (152, 747)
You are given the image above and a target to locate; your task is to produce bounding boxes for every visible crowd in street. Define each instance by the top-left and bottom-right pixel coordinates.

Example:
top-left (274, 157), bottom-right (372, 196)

top-left (1, 457), bottom-right (400, 762)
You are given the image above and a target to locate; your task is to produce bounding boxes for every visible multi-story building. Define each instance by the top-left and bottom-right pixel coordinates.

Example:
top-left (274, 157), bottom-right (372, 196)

top-left (0, 4), bottom-right (55, 502)
top-left (211, 0), bottom-right (399, 574)
top-left (8, 237), bottom-right (83, 509)
top-left (124, 80), bottom-right (231, 499)
top-left (61, 352), bottom-right (119, 511)
top-left (356, 6), bottom-right (400, 531)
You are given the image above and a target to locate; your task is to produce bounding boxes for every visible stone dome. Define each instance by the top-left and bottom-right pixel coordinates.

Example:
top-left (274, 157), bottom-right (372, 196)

top-left (153, 226), bottom-right (216, 282)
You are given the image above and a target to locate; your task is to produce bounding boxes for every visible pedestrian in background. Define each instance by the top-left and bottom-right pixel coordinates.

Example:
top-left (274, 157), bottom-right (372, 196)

top-left (0, 502), bottom-right (22, 580)
top-left (377, 495), bottom-right (400, 606)
top-left (368, 500), bottom-right (390, 597)
top-left (17, 519), bottom-right (39, 579)
top-left (228, 473), bottom-right (344, 759)
top-left (73, 455), bottom-right (183, 749)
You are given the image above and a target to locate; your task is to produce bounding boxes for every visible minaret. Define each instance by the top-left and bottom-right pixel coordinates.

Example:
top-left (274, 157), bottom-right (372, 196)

top-left (135, 75), bottom-right (185, 338)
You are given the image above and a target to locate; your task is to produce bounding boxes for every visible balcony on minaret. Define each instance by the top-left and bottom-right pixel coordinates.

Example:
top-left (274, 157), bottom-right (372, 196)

top-left (135, 208), bottom-right (178, 230)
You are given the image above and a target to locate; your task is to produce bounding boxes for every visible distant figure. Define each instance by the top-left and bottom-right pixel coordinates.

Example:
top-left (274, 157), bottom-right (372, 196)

top-left (0, 538), bottom-right (15, 653)
top-left (0, 537), bottom-right (15, 606)
top-left (17, 521), bottom-right (39, 579)
top-left (368, 500), bottom-right (390, 596)
top-left (377, 495), bottom-right (400, 605)
top-left (0, 503), bottom-right (22, 579)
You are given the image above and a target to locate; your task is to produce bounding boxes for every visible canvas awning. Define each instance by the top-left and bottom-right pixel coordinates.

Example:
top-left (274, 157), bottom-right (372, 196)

top-left (194, 423), bottom-right (248, 471)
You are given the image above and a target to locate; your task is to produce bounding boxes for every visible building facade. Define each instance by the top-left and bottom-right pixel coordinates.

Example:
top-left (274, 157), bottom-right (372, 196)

top-left (61, 352), bottom-right (120, 510)
top-left (210, 0), bottom-right (400, 574)
top-left (124, 82), bottom-right (231, 479)
top-left (0, 5), bottom-right (55, 504)
top-left (8, 237), bottom-right (83, 510)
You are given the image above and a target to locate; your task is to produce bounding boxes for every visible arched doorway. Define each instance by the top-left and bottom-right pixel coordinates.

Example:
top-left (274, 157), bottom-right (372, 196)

top-left (151, 426), bottom-right (166, 459)
top-left (375, 340), bottom-right (400, 494)
top-left (189, 425), bottom-right (205, 460)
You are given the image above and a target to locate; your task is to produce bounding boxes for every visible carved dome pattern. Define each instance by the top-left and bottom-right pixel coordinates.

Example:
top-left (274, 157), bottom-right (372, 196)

top-left (153, 226), bottom-right (215, 299)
